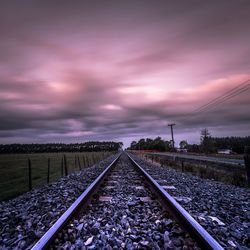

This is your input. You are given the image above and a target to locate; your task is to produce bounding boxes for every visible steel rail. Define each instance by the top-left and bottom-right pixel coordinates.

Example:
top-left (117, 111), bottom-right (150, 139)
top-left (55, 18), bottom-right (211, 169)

top-left (127, 152), bottom-right (224, 250)
top-left (31, 153), bottom-right (121, 250)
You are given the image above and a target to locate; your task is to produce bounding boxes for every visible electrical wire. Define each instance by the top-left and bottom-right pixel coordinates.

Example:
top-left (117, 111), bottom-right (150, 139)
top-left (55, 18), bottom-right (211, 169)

top-left (179, 78), bottom-right (250, 122)
top-left (194, 79), bottom-right (250, 113)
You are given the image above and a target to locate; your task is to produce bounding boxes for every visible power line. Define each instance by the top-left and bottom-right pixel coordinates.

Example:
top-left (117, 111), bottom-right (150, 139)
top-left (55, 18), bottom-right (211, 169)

top-left (194, 80), bottom-right (250, 113)
top-left (193, 79), bottom-right (250, 112)
top-left (180, 78), bottom-right (250, 121)
top-left (196, 84), bottom-right (250, 113)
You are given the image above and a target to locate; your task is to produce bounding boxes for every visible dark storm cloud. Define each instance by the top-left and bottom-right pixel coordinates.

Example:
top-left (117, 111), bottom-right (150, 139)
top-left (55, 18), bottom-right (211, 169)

top-left (0, 0), bottom-right (250, 144)
top-left (1, 71), bottom-right (250, 143)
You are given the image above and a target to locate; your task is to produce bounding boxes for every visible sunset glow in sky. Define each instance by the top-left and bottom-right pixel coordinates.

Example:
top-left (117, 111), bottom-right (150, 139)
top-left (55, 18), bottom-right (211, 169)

top-left (0, 1), bottom-right (250, 147)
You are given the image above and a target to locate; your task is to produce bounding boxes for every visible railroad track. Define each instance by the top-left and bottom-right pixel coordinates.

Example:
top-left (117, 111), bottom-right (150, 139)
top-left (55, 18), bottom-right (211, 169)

top-left (31, 152), bottom-right (223, 250)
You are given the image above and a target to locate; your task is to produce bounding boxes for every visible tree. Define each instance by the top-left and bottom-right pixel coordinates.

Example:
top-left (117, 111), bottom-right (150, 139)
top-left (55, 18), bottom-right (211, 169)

top-left (212, 136), bottom-right (250, 154)
top-left (200, 128), bottom-right (210, 143)
top-left (153, 137), bottom-right (166, 151)
top-left (145, 138), bottom-right (153, 150)
top-left (129, 137), bottom-right (171, 151)
top-left (179, 140), bottom-right (188, 149)
top-left (138, 139), bottom-right (146, 150)
top-left (130, 141), bottom-right (137, 150)
top-left (187, 144), bottom-right (200, 153)
top-left (200, 128), bottom-right (216, 153)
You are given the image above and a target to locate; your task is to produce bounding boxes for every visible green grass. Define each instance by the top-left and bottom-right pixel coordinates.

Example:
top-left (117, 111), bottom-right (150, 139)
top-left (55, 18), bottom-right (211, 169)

top-left (142, 153), bottom-right (247, 187)
top-left (0, 151), bottom-right (112, 201)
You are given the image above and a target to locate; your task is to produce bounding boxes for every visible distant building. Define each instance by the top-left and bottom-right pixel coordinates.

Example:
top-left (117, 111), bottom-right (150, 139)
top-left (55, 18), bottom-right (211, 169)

top-left (176, 148), bottom-right (188, 153)
top-left (217, 149), bottom-right (232, 154)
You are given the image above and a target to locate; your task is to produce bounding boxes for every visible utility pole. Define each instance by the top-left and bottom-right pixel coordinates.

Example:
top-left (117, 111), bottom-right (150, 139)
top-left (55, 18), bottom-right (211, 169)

top-left (168, 123), bottom-right (176, 149)
top-left (244, 146), bottom-right (250, 187)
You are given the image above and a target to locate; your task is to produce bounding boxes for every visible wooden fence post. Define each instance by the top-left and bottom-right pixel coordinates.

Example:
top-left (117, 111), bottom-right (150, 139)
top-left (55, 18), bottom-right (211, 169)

top-left (78, 156), bottom-right (82, 170)
top-left (47, 158), bottom-right (50, 184)
top-left (28, 158), bottom-right (32, 191)
top-left (82, 155), bottom-right (85, 167)
top-left (64, 154), bottom-right (68, 176)
top-left (61, 157), bottom-right (64, 177)
top-left (74, 155), bottom-right (77, 169)
top-left (160, 159), bottom-right (163, 167)
top-left (181, 161), bottom-right (184, 172)
top-left (244, 146), bottom-right (250, 187)
top-left (86, 155), bottom-right (89, 167)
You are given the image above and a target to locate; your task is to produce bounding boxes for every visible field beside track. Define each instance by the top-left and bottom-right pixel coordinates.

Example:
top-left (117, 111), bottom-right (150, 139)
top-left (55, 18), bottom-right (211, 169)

top-left (135, 152), bottom-right (247, 187)
top-left (0, 151), bottom-right (112, 201)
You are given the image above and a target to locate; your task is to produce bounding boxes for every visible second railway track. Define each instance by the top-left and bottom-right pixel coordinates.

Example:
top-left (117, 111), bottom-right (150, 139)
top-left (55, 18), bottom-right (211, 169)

top-left (32, 152), bottom-right (223, 250)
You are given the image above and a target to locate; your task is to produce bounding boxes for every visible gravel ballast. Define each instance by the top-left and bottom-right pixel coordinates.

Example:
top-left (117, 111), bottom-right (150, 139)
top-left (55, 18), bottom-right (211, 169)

top-left (1, 152), bottom-right (249, 250)
top-left (0, 153), bottom-right (119, 250)
top-left (130, 153), bottom-right (250, 250)
top-left (50, 153), bottom-right (199, 250)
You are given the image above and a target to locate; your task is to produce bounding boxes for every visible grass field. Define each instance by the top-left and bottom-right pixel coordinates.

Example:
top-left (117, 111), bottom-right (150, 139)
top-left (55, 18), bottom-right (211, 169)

top-left (0, 151), bottom-right (112, 201)
top-left (140, 153), bottom-right (247, 187)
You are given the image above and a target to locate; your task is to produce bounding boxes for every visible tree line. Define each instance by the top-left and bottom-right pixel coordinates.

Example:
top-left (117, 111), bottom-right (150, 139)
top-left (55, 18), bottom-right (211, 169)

top-left (184, 134), bottom-right (250, 154)
top-left (198, 132), bottom-right (250, 154)
top-left (128, 137), bottom-right (171, 151)
top-left (0, 141), bottom-right (123, 154)
top-left (128, 131), bottom-right (250, 154)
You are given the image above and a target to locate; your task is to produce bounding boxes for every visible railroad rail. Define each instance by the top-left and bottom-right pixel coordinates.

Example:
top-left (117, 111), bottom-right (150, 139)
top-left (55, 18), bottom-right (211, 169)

top-left (127, 153), bottom-right (223, 250)
top-left (31, 152), bottom-right (223, 250)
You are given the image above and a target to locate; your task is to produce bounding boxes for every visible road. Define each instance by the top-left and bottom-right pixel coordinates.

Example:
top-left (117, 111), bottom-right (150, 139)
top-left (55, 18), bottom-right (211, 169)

top-left (151, 152), bottom-right (245, 166)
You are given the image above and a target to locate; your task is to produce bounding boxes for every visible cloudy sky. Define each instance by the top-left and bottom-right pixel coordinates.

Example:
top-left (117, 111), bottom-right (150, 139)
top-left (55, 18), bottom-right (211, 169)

top-left (0, 1), bottom-right (250, 147)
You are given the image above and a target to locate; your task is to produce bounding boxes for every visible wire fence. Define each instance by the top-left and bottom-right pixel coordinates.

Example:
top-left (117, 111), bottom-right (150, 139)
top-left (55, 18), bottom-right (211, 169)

top-left (0, 151), bottom-right (113, 201)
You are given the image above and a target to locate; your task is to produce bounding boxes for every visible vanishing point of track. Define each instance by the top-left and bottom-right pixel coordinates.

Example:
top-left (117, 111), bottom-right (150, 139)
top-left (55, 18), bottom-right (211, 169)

top-left (32, 152), bottom-right (223, 250)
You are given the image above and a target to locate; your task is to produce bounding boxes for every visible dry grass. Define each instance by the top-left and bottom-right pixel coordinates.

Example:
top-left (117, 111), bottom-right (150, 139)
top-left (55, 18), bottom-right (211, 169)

top-left (141, 153), bottom-right (247, 187)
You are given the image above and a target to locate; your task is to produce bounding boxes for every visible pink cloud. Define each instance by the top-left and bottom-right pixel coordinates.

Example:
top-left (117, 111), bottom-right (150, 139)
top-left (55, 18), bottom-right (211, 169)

top-left (0, 1), bottom-right (250, 144)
